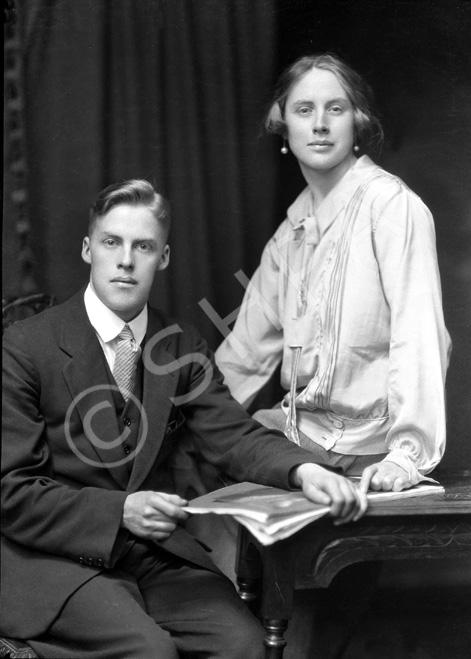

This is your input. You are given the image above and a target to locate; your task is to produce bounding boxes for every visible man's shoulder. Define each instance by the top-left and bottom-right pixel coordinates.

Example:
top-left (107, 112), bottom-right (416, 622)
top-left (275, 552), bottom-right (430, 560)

top-left (3, 289), bottom-right (87, 345)
top-left (147, 305), bottom-right (194, 332)
top-left (146, 305), bottom-right (207, 351)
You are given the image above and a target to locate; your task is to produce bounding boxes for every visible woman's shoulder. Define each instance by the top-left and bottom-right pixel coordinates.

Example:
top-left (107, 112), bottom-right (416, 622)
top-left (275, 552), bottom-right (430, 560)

top-left (359, 158), bottom-right (427, 208)
top-left (356, 161), bottom-right (434, 237)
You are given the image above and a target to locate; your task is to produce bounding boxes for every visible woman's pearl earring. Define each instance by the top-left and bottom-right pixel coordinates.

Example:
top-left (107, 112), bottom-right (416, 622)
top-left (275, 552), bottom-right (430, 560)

top-left (281, 140), bottom-right (289, 155)
top-left (353, 144), bottom-right (360, 153)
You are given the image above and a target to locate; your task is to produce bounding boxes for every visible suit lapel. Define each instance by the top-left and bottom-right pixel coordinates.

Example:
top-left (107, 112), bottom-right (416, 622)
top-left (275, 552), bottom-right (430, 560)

top-left (60, 293), bottom-right (130, 489)
top-left (127, 310), bottom-right (179, 492)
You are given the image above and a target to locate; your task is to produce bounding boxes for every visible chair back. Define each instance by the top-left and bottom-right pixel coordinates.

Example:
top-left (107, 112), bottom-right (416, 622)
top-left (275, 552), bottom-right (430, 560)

top-left (2, 293), bottom-right (55, 332)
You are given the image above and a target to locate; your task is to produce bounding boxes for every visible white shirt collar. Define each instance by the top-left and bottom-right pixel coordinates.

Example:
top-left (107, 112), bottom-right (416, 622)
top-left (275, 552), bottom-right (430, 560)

top-left (84, 283), bottom-right (147, 345)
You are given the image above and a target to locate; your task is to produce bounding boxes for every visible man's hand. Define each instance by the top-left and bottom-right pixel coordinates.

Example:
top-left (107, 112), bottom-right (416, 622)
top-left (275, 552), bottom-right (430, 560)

top-left (293, 463), bottom-right (368, 525)
top-left (359, 461), bottom-right (411, 493)
top-left (122, 491), bottom-right (189, 540)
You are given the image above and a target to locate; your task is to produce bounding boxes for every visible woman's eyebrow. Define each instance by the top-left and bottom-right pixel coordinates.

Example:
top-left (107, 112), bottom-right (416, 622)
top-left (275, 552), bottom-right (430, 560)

top-left (290, 96), bottom-right (349, 106)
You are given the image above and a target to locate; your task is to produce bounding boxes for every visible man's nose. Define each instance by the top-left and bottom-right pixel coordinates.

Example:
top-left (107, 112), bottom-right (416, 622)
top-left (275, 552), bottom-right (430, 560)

top-left (118, 246), bottom-right (134, 269)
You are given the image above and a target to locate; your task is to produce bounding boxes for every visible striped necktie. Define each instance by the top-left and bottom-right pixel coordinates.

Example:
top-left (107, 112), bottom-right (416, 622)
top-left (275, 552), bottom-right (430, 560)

top-left (113, 324), bottom-right (141, 401)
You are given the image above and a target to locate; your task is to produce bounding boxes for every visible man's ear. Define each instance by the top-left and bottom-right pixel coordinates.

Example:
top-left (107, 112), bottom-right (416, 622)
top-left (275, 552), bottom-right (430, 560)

top-left (81, 237), bottom-right (91, 264)
top-left (157, 245), bottom-right (170, 271)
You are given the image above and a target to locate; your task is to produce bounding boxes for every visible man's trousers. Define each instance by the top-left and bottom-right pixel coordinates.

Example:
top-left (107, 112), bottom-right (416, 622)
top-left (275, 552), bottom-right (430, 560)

top-left (28, 538), bottom-right (265, 659)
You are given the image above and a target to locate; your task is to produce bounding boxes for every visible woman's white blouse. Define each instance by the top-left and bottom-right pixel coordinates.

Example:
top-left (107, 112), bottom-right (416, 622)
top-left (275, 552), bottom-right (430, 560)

top-left (216, 156), bottom-right (451, 484)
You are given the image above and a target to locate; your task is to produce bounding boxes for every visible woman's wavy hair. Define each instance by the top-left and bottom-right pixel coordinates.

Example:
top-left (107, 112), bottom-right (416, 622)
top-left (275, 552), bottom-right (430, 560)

top-left (265, 53), bottom-right (384, 152)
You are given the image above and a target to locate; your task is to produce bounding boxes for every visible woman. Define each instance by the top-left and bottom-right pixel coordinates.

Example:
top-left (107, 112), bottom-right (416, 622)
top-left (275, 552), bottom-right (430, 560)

top-left (215, 53), bottom-right (451, 493)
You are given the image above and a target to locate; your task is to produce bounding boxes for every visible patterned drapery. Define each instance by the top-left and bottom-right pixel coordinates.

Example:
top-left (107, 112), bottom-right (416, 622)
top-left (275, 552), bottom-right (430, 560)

top-left (3, 1), bottom-right (37, 299)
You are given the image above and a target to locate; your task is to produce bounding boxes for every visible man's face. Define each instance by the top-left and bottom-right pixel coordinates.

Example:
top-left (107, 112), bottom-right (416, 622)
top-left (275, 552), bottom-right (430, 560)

top-left (81, 204), bottom-right (170, 321)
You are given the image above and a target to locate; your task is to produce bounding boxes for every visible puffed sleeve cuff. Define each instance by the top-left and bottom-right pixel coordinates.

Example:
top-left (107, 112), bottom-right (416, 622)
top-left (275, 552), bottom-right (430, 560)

top-left (381, 448), bottom-right (436, 486)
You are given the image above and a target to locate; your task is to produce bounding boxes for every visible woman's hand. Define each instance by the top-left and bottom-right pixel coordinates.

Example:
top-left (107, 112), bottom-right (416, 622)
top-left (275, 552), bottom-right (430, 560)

top-left (121, 491), bottom-right (189, 541)
top-left (359, 461), bottom-right (411, 493)
top-left (293, 463), bottom-right (368, 525)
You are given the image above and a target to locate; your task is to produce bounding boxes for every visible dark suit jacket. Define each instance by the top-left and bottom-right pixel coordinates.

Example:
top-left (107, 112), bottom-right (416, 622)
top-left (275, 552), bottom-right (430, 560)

top-left (1, 290), bottom-right (320, 638)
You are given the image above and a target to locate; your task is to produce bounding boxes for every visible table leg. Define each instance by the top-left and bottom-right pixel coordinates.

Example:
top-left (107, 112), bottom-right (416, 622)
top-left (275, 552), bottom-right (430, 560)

top-left (236, 528), bottom-right (294, 657)
top-left (263, 618), bottom-right (288, 659)
top-left (237, 575), bottom-right (260, 615)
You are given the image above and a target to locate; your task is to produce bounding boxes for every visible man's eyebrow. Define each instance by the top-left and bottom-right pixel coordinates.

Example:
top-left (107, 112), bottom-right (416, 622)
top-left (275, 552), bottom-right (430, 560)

top-left (98, 231), bottom-right (157, 244)
top-left (132, 237), bottom-right (158, 244)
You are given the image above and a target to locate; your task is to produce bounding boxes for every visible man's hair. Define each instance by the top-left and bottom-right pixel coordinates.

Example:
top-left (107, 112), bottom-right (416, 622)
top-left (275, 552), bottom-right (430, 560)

top-left (265, 53), bottom-right (383, 152)
top-left (88, 179), bottom-right (171, 237)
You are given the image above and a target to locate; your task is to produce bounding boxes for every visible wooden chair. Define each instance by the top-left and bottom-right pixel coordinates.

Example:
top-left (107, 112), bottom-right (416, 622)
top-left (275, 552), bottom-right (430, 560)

top-left (2, 293), bottom-right (55, 332)
top-left (0, 639), bottom-right (37, 659)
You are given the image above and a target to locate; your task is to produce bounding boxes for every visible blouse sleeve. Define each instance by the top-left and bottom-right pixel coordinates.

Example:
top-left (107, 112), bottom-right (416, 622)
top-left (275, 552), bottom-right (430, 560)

top-left (372, 182), bottom-right (451, 483)
top-left (215, 237), bottom-right (285, 408)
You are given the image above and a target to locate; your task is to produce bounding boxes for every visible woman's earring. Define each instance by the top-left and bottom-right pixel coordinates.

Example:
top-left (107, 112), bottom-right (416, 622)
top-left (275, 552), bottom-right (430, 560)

top-left (281, 140), bottom-right (289, 155)
top-left (353, 144), bottom-right (360, 153)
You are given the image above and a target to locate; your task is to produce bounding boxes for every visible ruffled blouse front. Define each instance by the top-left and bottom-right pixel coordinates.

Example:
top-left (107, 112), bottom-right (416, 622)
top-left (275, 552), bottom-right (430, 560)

top-left (216, 156), bottom-right (451, 484)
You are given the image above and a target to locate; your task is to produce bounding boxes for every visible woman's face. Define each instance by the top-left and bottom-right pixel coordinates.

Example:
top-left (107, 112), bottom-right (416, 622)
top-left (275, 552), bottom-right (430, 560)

top-left (284, 67), bottom-right (356, 179)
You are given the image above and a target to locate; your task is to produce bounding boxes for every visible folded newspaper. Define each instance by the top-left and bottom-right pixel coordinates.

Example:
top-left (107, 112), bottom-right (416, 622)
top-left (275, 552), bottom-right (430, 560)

top-left (184, 479), bottom-right (444, 546)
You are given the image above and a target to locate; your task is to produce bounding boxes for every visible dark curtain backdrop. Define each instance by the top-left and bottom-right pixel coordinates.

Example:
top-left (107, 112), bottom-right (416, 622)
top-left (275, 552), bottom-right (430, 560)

top-left (4, 0), bottom-right (278, 345)
top-left (3, 0), bottom-right (471, 470)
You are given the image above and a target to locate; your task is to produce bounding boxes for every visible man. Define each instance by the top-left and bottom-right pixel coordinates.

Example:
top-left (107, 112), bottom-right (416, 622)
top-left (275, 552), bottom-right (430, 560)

top-left (2, 179), bottom-right (366, 658)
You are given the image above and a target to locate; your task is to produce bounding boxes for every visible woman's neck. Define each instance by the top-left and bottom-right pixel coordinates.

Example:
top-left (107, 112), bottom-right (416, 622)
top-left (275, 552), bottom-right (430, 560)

top-left (300, 155), bottom-right (357, 209)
